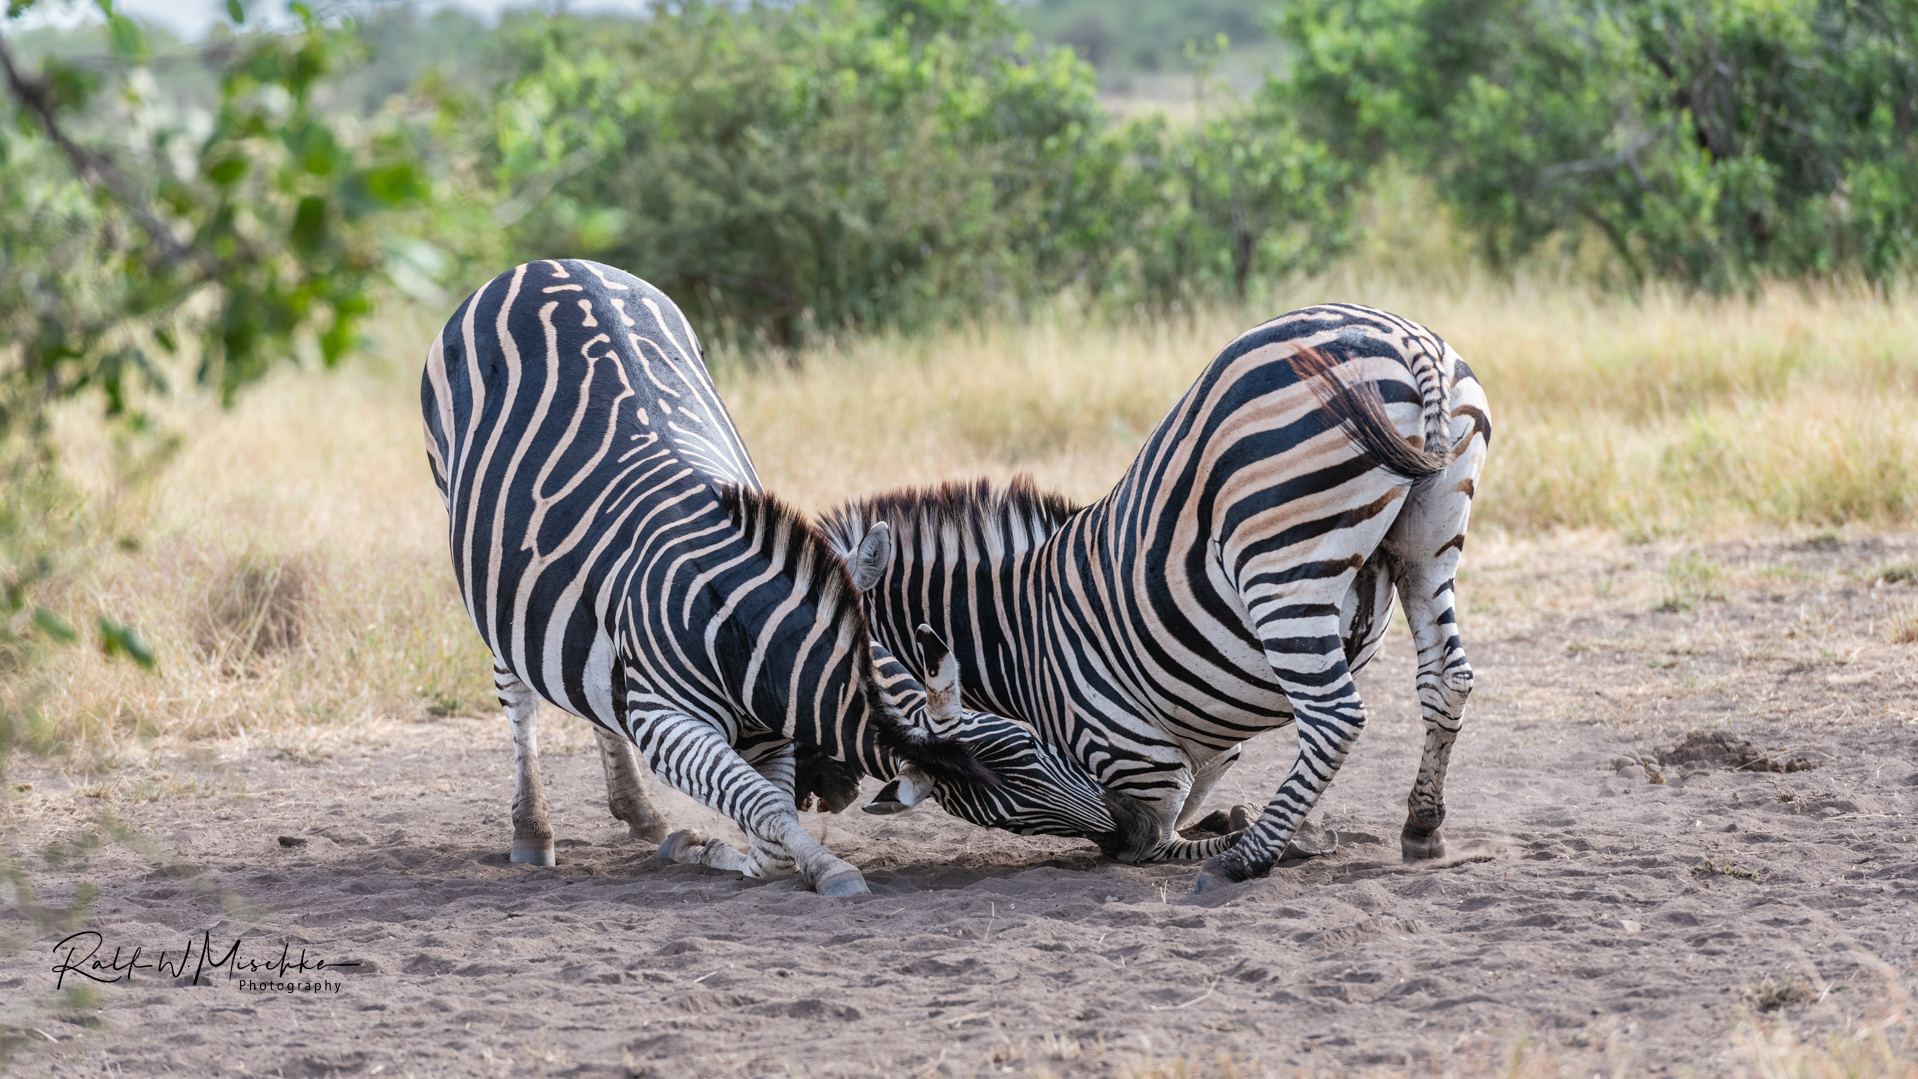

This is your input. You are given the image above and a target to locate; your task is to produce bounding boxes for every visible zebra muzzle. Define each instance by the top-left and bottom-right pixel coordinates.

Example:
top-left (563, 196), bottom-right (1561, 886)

top-left (1094, 789), bottom-right (1162, 862)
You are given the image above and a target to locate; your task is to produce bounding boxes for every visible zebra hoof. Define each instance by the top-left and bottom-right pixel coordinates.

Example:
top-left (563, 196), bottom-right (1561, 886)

top-left (1401, 824), bottom-right (1446, 861)
top-left (815, 869), bottom-right (870, 897)
top-left (1227, 803), bottom-right (1259, 831)
top-left (510, 842), bottom-right (556, 867)
top-left (862, 779), bottom-right (910, 815)
top-left (656, 830), bottom-right (708, 863)
top-left (628, 820), bottom-right (670, 845)
top-left (1192, 867), bottom-right (1234, 893)
top-left (1282, 819), bottom-right (1339, 859)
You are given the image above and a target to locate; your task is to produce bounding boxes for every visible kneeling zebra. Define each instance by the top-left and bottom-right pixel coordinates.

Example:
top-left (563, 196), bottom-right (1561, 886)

top-left (422, 259), bottom-right (1121, 893)
top-left (825, 304), bottom-right (1492, 891)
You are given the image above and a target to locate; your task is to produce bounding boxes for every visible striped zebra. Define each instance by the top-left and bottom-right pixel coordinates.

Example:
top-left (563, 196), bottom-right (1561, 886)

top-left (823, 304), bottom-right (1491, 891)
top-left (421, 259), bottom-right (1117, 894)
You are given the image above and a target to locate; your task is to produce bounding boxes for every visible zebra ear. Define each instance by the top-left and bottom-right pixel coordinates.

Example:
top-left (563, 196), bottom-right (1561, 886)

top-left (913, 624), bottom-right (962, 733)
top-left (850, 521), bottom-right (893, 593)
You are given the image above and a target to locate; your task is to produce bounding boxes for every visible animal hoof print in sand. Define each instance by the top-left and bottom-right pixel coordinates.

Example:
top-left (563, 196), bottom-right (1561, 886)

top-left (1193, 855), bottom-right (1256, 893)
top-left (510, 843), bottom-right (556, 867)
top-left (1401, 824), bottom-right (1446, 861)
top-left (656, 830), bottom-right (706, 863)
top-left (815, 869), bottom-right (870, 897)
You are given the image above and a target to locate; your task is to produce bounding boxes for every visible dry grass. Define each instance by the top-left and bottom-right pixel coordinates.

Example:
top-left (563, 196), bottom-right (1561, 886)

top-left (726, 275), bottom-right (1918, 535)
top-left (16, 275), bottom-right (1918, 768)
top-left (25, 308), bottom-right (494, 767)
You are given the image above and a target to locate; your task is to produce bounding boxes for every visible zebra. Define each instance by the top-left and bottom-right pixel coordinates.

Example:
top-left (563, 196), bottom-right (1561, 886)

top-left (822, 303), bottom-right (1491, 891)
top-left (421, 258), bottom-right (1118, 894)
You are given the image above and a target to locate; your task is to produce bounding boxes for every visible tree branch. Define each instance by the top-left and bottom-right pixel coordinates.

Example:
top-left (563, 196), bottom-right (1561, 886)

top-left (0, 30), bottom-right (220, 281)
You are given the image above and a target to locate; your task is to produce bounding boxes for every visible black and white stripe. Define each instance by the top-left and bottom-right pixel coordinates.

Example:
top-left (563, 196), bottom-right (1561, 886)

top-left (824, 303), bottom-right (1492, 890)
top-left (422, 259), bottom-right (1017, 895)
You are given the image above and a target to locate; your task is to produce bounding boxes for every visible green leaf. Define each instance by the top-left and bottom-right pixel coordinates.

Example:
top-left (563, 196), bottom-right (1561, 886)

top-left (41, 59), bottom-right (105, 113)
top-left (205, 157), bottom-right (247, 185)
top-left (32, 607), bottom-right (79, 643)
top-left (361, 163), bottom-right (426, 207)
top-left (107, 13), bottom-right (148, 63)
top-left (290, 196), bottom-right (328, 253)
top-left (97, 618), bottom-right (155, 670)
top-left (226, 0), bottom-right (244, 24)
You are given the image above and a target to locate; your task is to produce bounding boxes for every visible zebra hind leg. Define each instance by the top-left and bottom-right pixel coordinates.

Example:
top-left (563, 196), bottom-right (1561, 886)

top-left (1195, 615), bottom-right (1369, 892)
top-left (593, 726), bottom-right (669, 843)
top-left (497, 665), bottom-right (556, 867)
top-left (1387, 520), bottom-right (1475, 862)
top-left (1383, 366), bottom-right (1487, 861)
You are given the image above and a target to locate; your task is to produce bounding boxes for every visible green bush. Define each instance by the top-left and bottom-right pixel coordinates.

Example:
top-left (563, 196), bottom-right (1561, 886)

top-left (0, 0), bottom-right (432, 768)
top-left (1272, 0), bottom-right (1918, 287)
top-left (453, 0), bottom-right (1102, 343)
top-left (447, 1), bottom-right (1352, 343)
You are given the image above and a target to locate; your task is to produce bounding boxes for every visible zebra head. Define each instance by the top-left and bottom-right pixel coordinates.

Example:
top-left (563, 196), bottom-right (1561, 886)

top-left (863, 625), bottom-right (1122, 845)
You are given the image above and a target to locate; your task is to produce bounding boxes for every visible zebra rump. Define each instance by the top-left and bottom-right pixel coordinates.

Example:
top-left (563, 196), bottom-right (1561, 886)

top-left (423, 257), bottom-right (1008, 893)
top-left (823, 302), bottom-right (1493, 889)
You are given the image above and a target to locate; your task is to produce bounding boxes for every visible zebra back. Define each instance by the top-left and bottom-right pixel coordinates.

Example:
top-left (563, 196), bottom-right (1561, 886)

top-left (423, 259), bottom-right (992, 789)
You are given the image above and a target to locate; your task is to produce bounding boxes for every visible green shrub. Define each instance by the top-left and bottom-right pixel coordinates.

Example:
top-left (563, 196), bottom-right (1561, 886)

top-left (449, 1), bottom-right (1352, 343)
top-left (1272, 0), bottom-right (1918, 287)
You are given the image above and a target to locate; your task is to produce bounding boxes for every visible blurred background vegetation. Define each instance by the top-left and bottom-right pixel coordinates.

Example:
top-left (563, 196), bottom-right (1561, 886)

top-left (3, 0), bottom-right (1917, 767)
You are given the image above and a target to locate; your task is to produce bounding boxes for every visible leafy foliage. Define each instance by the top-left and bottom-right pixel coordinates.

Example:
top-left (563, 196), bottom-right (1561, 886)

top-left (0, 0), bottom-right (430, 762)
top-left (454, 1), bottom-right (1106, 342)
top-left (1018, 0), bottom-right (1273, 74)
top-left (450, 0), bottom-right (1350, 344)
top-left (1272, 0), bottom-right (1918, 286)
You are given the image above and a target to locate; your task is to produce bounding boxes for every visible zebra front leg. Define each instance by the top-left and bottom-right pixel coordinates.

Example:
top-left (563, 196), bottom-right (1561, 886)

top-left (660, 730), bottom-right (803, 879)
top-left (1195, 622), bottom-right (1368, 892)
top-left (636, 710), bottom-right (868, 896)
top-left (497, 664), bottom-right (555, 866)
top-left (593, 726), bottom-right (669, 843)
top-left (655, 733), bottom-right (800, 878)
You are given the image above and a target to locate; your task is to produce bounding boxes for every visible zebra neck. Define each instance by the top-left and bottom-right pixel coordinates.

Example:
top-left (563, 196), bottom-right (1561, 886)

top-left (878, 494), bottom-right (1129, 731)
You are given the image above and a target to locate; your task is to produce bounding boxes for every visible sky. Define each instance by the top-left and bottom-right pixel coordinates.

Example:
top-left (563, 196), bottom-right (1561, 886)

top-left (30, 0), bottom-right (659, 39)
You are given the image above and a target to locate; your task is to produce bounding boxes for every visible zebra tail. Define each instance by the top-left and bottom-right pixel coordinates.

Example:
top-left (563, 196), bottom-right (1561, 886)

top-left (1288, 345), bottom-right (1450, 481)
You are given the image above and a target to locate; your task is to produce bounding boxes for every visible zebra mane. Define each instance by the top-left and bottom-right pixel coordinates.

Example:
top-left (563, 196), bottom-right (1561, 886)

top-left (821, 475), bottom-right (1082, 561)
top-left (714, 482), bottom-right (870, 646)
top-left (715, 482), bottom-right (999, 788)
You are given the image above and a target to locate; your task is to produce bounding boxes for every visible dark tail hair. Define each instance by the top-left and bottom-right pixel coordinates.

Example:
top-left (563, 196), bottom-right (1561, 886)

top-left (1287, 346), bottom-right (1450, 481)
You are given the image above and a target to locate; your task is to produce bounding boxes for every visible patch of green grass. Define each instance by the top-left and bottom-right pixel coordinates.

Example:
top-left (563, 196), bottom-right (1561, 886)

top-left (1865, 562), bottom-right (1918, 585)
top-left (1692, 855), bottom-right (1768, 881)
top-left (1658, 552), bottom-right (1727, 612)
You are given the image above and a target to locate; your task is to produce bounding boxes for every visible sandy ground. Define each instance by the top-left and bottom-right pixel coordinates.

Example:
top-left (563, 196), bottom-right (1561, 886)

top-left (4, 533), bottom-right (1917, 1078)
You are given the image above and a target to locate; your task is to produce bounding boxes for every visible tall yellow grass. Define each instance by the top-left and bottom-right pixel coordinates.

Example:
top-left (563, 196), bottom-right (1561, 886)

top-left (19, 275), bottom-right (1918, 762)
